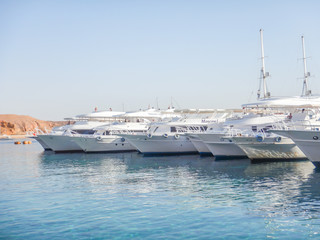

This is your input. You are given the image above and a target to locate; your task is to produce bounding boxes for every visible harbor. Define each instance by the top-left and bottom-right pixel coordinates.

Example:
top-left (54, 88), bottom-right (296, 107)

top-left (2, 1), bottom-right (320, 239)
top-left (16, 30), bottom-right (320, 169)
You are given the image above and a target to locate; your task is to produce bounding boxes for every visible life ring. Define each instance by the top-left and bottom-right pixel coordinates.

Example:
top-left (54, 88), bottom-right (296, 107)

top-left (163, 133), bottom-right (168, 138)
top-left (121, 137), bottom-right (125, 142)
top-left (174, 134), bottom-right (180, 139)
top-left (313, 136), bottom-right (319, 140)
top-left (256, 135), bottom-right (264, 142)
top-left (147, 133), bottom-right (152, 138)
top-left (96, 136), bottom-right (102, 141)
top-left (274, 136), bottom-right (281, 142)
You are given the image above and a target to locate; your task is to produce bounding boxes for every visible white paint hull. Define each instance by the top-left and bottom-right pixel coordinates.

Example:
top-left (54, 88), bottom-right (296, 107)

top-left (123, 134), bottom-right (198, 154)
top-left (187, 134), bottom-right (211, 155)
top-left (233, 136), bottom-right (307, 161)
top-left (37, 135), bottom-right (83, 152)
top-left (273, 130), bottom-right (320, 167)
top-left (32, 136), bottom-right (52, 150)
top-left (205, 142), bottom-right (247, 159)
top-left (190, 138), bottom-right (212, 155)
top-left (196, 133), bottom-right (246, 158)
top-left (72, 135), bottom-right (136, 153)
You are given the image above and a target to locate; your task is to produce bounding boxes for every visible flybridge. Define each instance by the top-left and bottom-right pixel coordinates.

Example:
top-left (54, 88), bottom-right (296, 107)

top-left (242, 95), bottom-right (320, 109)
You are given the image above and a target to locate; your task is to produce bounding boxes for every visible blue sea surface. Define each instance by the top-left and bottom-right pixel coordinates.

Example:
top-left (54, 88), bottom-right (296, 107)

top-left (1, 140), bottom-right (320, 239)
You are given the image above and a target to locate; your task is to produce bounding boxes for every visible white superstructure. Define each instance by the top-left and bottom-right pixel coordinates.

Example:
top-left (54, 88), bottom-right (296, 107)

top-left (121, 110), bottom-right (231, 155)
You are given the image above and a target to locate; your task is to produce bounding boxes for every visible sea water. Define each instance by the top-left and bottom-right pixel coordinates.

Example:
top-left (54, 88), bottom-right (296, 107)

top-left (0, 140), bottom-right (320, 240)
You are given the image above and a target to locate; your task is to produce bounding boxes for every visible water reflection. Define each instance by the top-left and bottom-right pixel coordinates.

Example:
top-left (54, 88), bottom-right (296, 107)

top-left (38, 151), bottom-right (320, 219)
top-left (2, 143), bottom-right (320, 239)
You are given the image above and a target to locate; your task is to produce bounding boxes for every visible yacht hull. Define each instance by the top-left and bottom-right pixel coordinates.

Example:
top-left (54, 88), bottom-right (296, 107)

top-left (38, 135), bottom-right (83, 152)
top-left (272, 130), bottom-right (320, 167)
top-left (72, 135), bottom-right (137, 153)
top-left (233, 136), bottom-right (307, 161)
top-left (187, 134), bottom-right (212, 156)
top-left (205, 142), bottom-right (247, 159)
top-left (196, 133), bottom-right (247, 159)
top-left (122, 134), bottom-right (198, 155)
top-left (31, 136), bottom-right (52, 151)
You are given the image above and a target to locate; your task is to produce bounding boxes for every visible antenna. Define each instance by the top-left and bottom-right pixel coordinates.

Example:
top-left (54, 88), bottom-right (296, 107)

top-left (156, 97), bottom-right (159, 110)
top-left (258, 29), bottom-right (270, 100)
top-left (301, 36), bottom-right (311, 96)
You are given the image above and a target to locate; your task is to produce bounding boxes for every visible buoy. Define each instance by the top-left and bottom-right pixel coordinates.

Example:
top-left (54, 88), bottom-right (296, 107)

top-left (23, 141), bottom-right (28, 144)
top-left (14, 141), bottom-right (21, 145)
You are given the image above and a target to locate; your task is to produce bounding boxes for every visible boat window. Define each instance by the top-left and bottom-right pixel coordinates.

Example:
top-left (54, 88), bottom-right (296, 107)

top-left (153, 127), bottom-right (159, 133)
top-left (104, 131), bottom-right (110, 135)
top-left (170, 127), bottom-right (177, 133)
top-left (200, 126), bottom-right (207, 131)
top-left (74, 130), bottom-right (96, 135)
top-left (252, 126), bottom-right (257, 132)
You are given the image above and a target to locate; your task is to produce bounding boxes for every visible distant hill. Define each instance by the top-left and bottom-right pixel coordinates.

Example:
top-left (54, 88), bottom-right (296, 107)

top-left (0, 114), bottom-right (70, 135)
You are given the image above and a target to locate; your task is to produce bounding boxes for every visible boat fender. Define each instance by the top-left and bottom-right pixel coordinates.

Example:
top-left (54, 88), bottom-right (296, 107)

top-left (313, 136), bottom-right (319, 140)
top-left (174, 134), bottom-right (180, 139)
top-left (256, 135), bottom-right (264, 142)
top-left (163, 133), bottom-right (168, 138)
top-left (121, 137), bottom-right (125, 142)
top-left (96, 136), bottom-right (102, 141)
top-left (275, 136), bottom-right (281, 142)
top-left (147, 133), bottom-right (152, 138)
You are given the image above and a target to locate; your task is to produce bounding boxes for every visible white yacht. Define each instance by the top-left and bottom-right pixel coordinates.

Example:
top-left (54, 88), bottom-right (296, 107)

top-left (230, 131), bottom-right (307, 162)
top-left (226, 107), bottom-right (320, 162)
top-left (37, 121), bottom-right (108, 152)
top-left (71, 121), bottom-right (149, 153)
top-left (120, 112), bottom-right (221, 155)
top-left (35, 109), bottom-right (126, 152)
top-left (186, 110), bottom-right (235, 155)
top-left (36, 108), bottom-right (180, 153)
top-left (232, 35), bottom-right (320, 163)
top-left (195, 110), bottom-right (288, 159)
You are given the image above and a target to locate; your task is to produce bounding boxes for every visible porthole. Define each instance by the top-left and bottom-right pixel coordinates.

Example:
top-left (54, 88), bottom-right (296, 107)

top-left (313, 136), bottom-right (319, 140)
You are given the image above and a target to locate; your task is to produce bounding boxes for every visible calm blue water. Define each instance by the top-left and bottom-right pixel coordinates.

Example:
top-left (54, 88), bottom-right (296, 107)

top-left (1, 140), bottom-right (320, 239)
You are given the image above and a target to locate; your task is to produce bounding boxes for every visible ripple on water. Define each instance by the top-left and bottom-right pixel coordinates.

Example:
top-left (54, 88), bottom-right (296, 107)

top-left (0, 143), bottom-right (320, 239)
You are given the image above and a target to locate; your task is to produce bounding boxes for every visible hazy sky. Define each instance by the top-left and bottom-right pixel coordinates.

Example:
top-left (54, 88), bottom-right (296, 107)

top-left (1, 0), bottom-right (320, 120)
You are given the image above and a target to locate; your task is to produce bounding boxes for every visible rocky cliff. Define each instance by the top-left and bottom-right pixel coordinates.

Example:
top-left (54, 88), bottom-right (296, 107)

top-left (0, 114), bottom-right (70, 135)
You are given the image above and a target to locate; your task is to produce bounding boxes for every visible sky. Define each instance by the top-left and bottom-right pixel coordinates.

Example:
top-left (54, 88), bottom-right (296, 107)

top-left (1, 0), bottom-right (320, 120)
